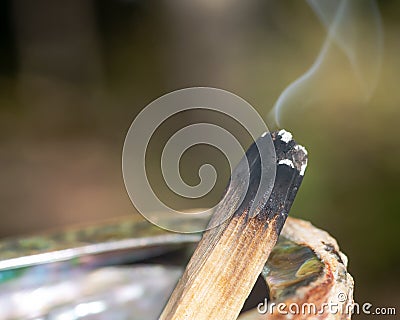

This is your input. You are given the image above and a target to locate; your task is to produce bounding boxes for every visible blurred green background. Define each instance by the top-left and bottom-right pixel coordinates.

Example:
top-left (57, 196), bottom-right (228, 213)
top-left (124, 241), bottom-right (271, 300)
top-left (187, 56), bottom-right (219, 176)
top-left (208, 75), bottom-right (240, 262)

top-left (0, 0), bottom-right (399, 318)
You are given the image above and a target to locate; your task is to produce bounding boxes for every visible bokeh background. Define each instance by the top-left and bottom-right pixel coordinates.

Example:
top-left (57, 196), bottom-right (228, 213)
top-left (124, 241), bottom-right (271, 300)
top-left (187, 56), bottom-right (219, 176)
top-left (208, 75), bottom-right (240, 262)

top-left (0, 0), bottom-right (399, 318)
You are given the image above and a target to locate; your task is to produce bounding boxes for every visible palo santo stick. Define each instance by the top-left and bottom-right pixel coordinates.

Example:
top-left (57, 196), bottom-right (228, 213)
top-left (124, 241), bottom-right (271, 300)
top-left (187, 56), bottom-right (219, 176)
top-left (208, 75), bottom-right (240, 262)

top-left (160, 130), bottom-right (308, 320)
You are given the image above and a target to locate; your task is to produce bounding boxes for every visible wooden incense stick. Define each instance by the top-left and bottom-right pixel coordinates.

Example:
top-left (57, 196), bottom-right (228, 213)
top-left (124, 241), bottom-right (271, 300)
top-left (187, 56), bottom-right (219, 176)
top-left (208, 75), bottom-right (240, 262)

top-left (160, 130), bottom-right (308, 320)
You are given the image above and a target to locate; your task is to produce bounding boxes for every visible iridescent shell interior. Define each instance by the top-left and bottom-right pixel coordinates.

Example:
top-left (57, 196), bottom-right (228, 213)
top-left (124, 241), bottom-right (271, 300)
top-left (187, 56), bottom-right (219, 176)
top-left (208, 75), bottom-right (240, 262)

top-left (262, 237), bottom-right (323, 301)
top-left (0, 217), bottom-right (328, 320)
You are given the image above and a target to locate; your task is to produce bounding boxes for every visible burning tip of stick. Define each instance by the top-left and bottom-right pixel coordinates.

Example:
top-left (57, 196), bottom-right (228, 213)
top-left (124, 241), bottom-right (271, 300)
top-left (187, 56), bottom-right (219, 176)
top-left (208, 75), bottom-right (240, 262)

top-left (273, 130), bottom-right (308, 176)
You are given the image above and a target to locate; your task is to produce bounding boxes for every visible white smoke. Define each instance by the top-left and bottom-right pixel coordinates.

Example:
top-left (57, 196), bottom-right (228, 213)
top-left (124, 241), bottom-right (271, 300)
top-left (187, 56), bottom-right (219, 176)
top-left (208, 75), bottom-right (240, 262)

top-left (271, 0), bottom-right (383, 127)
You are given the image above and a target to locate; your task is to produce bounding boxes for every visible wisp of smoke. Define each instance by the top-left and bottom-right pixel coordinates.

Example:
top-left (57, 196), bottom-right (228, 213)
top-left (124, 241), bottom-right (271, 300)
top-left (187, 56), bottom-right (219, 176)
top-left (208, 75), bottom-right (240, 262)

top-left (271, 0), bottom-right (383, 127)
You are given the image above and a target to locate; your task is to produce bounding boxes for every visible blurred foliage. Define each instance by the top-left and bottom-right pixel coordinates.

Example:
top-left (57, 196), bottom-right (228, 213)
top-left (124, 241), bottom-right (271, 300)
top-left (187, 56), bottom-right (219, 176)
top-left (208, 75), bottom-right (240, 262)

top-left (0, 0), bottom-right (399, 318)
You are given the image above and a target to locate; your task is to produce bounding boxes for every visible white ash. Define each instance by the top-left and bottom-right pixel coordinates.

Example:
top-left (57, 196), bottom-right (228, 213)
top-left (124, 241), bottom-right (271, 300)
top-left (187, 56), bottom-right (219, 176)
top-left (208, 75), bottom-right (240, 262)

top-left (300, 160), bottom-right (307, 176)
top-left (278, 159), bottom-right (295, 168)
top-left (295, 144), bottom-right (308, 176)
top-left (295, 144), bottom-right (308, 155)
top-left (278, 129), bottom-right (293, 143)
